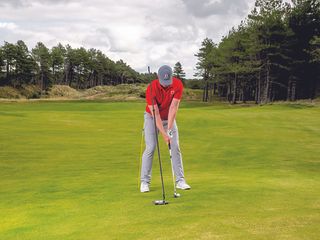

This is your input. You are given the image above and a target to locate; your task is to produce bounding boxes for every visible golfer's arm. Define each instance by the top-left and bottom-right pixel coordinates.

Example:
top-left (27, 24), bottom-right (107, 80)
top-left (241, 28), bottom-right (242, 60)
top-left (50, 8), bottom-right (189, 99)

top-left (148, 105), bottom-right (167, 136)
top-left (168, 98), bottom-right (180, 130)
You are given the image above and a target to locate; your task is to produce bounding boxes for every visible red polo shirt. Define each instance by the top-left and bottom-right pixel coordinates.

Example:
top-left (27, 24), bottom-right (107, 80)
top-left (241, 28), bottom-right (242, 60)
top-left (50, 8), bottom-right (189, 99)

top-left (145, 77), bottom-right (183, 120)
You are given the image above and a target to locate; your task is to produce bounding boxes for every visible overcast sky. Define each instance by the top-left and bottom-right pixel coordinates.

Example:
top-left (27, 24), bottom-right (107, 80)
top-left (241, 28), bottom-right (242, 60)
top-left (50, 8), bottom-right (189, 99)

top-left (0, 0), bottom-right (256, 78)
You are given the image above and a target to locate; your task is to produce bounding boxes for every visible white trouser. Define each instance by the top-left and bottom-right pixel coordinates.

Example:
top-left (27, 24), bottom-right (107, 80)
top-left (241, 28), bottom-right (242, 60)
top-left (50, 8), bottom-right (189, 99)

top-left (140, 112), bottom-right (185, 184)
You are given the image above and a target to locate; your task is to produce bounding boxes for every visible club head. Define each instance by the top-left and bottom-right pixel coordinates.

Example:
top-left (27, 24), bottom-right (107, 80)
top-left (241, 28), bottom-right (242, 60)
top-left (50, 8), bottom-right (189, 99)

top-left (174, 193), bottom-right (181, 198)
top-left (153, 200), bottom-right (169, 205)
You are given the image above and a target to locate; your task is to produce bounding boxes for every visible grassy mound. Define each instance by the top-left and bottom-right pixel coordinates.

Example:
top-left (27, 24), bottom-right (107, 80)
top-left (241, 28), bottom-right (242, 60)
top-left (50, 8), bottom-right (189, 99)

top-left (0, 85), bottom-right (42, 99)
top-left (20, 85), bottom-right (42, 99)
top-left (82, 84), bottom-right (146, 100)
top-left (0, 86), bottom-right (23, 99)
top-left (82, 84), bottom-right (204, 101)
top-left (0, 84), bottom-right (204, 101)
top-left (47, 85), bottom-right (81, 98)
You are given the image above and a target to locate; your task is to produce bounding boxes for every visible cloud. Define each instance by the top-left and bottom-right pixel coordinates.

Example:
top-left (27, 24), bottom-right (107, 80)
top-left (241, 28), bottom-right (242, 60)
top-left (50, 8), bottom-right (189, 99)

top-left (0, 0), bottom-right (75, 7)
top-left (0, 22), bottom-right (18, 30)
top-left (0, 0), bottom-right (255, 78)
top-left (182, 0), bottom-right (250, 18)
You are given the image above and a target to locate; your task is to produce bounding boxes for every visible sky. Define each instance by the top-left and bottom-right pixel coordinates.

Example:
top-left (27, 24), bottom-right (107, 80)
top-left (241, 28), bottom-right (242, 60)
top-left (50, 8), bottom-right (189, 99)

top-left (0, 0), bottom-right (256, 78)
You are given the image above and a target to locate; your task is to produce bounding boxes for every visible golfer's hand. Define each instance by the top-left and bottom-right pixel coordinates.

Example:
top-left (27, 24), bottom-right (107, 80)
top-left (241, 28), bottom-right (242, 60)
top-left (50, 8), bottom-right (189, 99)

top-left (167, 129), bottom-right (173, 139)
top-left (162, 133), bottom-right (170, 144)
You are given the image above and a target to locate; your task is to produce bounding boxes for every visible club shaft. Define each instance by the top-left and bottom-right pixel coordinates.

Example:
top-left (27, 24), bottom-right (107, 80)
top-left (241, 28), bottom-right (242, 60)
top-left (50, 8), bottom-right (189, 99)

top-left (151, 83), bottom-right (166, 202)
top-left (168, 143), bottom-right (177, 194)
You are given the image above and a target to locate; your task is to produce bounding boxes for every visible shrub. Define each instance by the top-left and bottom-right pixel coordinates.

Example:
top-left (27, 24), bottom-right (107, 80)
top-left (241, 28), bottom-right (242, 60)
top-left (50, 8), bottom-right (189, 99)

top-left (20, 85), bottom-right (42, 99)
top-left (185, 79), bottom-right (204, 89)
top-left (0, 86), bottom-right (23, 99)
top-left (47, 85), bottom-right (81, 98)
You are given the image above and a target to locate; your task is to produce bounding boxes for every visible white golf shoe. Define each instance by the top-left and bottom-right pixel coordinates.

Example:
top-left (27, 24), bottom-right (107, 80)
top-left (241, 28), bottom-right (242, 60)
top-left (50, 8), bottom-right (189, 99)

top-left (176, 180), bottom-right (191, 190)
top-left (140, 182), bottom-right (150, 193)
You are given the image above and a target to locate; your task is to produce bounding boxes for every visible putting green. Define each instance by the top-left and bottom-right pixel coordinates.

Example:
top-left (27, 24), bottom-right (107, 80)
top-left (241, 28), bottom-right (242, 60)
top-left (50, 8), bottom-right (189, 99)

top-left (0, 101), bottom-right (319, 239)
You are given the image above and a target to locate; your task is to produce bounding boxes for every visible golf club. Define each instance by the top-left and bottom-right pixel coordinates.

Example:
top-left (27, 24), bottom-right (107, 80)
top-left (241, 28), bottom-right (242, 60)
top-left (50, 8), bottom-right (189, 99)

top-left (150, 81), bottom-right (168, 205)
top-left (168, 143), bottom-right (180, 198)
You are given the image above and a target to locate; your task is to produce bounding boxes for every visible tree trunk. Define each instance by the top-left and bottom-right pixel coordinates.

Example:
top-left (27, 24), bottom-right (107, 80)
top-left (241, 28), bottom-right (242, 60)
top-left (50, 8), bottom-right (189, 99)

top-left (268, 81), bottom-right (273, 102)
top-left (202, 80), bottom-right (207, 102)
top-left (6, 62), bottom-right (10, 85)
top-left (121, 73), bottom-right (124, 84)
top-left (6, 62), bottom-right (10, 78)
top-left (311, 77), bottom-right (317, 100)
top-left (69, 70), bottom-right (73, 87)
top-left (271, 88), bottom-right (275, 102)
top-left (65, 65), bottom-right (69, 85)
top-left (227, 81), bottom-right (231, 103)
top-left (232, 73), bottom-right (237, 104)
top-left (258, 71), bottom-right (261, 104)
top-left (264, 61), bottom-right (270, 104)
top-left (52, 64), bottom-right (55, 84)
top-left (242, 86), bottom-right (246, 103)
top-left (77, 74), bottom-right (80, 89)
top-left (287, 78), bottom-right (292, 101)
top-left (202, 84), bottom-right (205, 102)
top-left (206, 81), bottom-right (209, 102)
top-left (255, 79), bottom-right (258, 104)
top-left (210, 82), bottom-right (214, 101)
top-left (41, 71), bottom-right (44, 90)
top-left (291, 81), bottom-right (296, 101)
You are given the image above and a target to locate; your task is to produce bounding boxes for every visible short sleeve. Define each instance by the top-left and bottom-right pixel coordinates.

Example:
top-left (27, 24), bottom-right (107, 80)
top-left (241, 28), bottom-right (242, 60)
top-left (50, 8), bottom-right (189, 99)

top-left (146, 83), bottom-right (156, 105)
top-left (146, 84), bottom-right (152, 105)
top-left (174, 80), bottom-right (183, 100)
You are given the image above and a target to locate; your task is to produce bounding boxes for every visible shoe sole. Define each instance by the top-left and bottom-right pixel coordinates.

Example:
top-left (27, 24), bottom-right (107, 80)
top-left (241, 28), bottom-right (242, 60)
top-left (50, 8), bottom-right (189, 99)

top-left (176, 187), bottom-right (191, 190)
top-left (140, 188), bottom-right (150, 193)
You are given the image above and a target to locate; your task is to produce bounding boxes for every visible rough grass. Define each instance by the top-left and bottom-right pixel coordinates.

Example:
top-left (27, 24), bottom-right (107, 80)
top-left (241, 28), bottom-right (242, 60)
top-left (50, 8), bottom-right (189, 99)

top-left (19, 85), bottom-right (42, 99)
top-left (0, 84), bottom-right (203, 102)
top-left (47, 85), bottom-right (81, 98)
top-left (0, 86), bottom-right (23, 99)
top-left (81, 84), bottom-right (146, 100)
top-left (0, 101), bottom-right (319, 240)
top-left (0, 85), bottom-right (42, 99)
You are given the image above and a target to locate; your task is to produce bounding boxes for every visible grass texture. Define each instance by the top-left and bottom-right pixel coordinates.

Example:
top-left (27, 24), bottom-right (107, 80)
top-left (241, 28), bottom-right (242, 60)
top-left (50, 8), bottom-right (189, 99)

top-left (0, 101), bottom-right (319, 239)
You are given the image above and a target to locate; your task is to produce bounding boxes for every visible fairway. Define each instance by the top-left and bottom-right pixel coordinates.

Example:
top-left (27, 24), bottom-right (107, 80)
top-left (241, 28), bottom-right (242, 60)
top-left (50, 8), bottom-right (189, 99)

top-left (0, 101), bottom-right (319, 240)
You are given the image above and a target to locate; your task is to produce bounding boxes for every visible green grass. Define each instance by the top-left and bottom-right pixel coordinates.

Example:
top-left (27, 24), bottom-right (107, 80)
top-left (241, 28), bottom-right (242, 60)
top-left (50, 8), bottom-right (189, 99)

top-left (0, 101), bottom-right (319, 240)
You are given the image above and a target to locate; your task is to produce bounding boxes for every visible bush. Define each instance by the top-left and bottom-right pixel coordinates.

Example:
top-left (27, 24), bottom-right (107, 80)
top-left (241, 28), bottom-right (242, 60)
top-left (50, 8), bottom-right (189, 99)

top-left (183, 88), bottom-right (202, 101)
top-left (185, 79), bottom-right (204, 89)
top-left (84, 84), bottom-right (147, 99)
top-left (0, 86), bottom-right (23, 99)
top-left (20, 85), bottom-right (42, 99)
top-left (47, 85), bottom-right (81, 98)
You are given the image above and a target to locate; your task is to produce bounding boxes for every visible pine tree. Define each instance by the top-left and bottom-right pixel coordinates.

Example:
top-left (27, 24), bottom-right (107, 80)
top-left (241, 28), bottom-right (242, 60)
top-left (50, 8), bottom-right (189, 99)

top-left (32, 42), bottom-right (51, 90)
top-left (288, 0), bottom-right (320, 99)
top-left (1, 42), bottom-right (16, 86)
top-left (173, 62), bottom-right (186, 81)
top-left (51, 43), bottom-right (65, 85)
top-left (15, 40), bottom-right (36, 87)
top-left (194, 38), bottom-right (216, 102)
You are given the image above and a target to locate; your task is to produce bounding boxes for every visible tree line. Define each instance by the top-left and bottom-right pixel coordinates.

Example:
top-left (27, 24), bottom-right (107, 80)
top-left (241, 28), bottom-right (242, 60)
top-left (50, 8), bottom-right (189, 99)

top-left (0, 40), bottom-right (189, 91)
top-left (0, 41), bottom-right (158, 90)
top-left (195, 0), bottom-right (320, 103)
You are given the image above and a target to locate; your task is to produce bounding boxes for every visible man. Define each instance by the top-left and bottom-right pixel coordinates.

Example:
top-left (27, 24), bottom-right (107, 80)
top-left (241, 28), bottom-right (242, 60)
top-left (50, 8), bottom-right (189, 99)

top-left (140, 65), bottom-right (191, 193)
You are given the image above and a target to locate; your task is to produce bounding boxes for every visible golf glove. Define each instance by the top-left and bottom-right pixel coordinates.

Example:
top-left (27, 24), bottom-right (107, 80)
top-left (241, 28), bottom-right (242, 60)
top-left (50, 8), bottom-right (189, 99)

top-left (167, 129), bottom-right (173, 139)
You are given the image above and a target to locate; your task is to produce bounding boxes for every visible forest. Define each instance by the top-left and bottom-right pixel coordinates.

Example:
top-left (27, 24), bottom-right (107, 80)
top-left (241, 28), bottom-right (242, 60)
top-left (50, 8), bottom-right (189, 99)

top-left (0, 41), bottom-right (157, 90)
top-left (0, 0), bottom-right (319, 103)
top-left (194, 0), bottom-right (320, 103)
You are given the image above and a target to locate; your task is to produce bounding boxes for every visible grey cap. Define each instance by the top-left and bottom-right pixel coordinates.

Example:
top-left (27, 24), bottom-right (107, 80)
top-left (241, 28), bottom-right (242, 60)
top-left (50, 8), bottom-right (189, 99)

top-left (158, 65), bottom-right (173, 87)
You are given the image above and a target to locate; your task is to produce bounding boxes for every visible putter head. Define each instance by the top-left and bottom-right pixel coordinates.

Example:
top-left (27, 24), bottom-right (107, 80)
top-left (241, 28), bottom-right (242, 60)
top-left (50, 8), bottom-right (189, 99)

top-left (174, 193), bottom-right (181, 198)
top-left (153, 200), bottom-right (169, 205)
